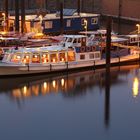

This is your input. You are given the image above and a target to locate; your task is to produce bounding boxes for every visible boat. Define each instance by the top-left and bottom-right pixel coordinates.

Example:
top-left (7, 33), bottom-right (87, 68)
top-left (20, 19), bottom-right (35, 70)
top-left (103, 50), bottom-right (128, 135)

top-left (0, 34), bottom-right (139, 76)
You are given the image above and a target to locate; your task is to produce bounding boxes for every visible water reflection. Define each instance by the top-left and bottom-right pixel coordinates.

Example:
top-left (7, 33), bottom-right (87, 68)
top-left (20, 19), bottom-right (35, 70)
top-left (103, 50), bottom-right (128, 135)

top-left (0, 65), bottom-right (138, 101)
top-left (132, 77), bottom-right (139, 98)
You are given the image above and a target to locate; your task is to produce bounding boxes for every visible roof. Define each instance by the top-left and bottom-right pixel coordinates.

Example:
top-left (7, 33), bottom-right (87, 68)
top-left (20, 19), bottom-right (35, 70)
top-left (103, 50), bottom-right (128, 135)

top-left (63, 35), bottom-right (86, 38)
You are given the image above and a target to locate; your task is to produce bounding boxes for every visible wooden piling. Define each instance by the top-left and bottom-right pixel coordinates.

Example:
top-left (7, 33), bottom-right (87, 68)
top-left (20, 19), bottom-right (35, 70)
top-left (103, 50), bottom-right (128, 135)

top-left (21, 0), bottom-right (25, 33)
top-left (104, 16), bottom-right (112, 128)
top-left (15, 0), bottom-right (19, 32)
top-left (60, 2), bottom-right (64, 35)
top-left (77, 0), bottom-right (81, 16)
top-left (5, 0), bottom-right (9, 31)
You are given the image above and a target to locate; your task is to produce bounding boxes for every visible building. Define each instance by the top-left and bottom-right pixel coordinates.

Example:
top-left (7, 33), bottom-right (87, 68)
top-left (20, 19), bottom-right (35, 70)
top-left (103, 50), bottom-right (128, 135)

top-left (101, 0), bottom-right (140, 21)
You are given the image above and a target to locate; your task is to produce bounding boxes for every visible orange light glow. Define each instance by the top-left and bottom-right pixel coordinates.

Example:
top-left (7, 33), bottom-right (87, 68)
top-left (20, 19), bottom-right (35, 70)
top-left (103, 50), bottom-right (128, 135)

top-left (132, 77), bottom-right (139, 98)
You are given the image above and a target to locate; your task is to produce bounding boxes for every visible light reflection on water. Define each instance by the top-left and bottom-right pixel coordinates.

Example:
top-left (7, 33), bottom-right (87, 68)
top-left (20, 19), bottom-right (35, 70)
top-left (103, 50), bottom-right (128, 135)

top-left (0, 65), bottom-right (140, 140)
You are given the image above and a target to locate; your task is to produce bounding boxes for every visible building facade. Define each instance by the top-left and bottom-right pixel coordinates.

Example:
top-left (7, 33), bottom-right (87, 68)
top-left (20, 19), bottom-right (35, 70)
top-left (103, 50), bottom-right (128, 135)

top-left (101, 0), bottom-right (140, 20)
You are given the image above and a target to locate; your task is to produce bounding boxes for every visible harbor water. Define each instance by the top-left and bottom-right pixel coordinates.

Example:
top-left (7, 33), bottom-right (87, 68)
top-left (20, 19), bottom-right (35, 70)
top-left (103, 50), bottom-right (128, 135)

top-left (0, 21), bottom-right (140, 140)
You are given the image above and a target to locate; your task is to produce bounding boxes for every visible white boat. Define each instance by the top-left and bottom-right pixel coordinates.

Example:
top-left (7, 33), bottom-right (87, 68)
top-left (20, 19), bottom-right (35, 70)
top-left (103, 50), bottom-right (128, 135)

top-left (0, 35), bottom-right (139, 76)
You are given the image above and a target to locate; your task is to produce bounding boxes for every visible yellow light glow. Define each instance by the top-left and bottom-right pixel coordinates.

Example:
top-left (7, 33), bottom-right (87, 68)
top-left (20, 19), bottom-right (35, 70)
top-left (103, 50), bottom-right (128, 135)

top-left (43, 82), bottom-right (47, 90)
top-left (132, 77), bottom-right (139, 98)
top-left (43, 54), bottom-right (46, 57)
top-left (61, 79), bottom-right (65, 87)
top-left (53, 58), bottom-right (56, 62)
top-left (52, 80), bottom-right (56, 88)
top-left (16, 55), bottom-right (21, 59)
top-left (23, 86), bottom-right (27, 96)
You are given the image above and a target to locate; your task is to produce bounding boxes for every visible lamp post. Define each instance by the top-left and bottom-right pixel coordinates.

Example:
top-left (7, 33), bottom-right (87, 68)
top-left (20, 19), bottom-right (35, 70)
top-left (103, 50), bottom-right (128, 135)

top-left (136, 24), bottom-right (140, 47)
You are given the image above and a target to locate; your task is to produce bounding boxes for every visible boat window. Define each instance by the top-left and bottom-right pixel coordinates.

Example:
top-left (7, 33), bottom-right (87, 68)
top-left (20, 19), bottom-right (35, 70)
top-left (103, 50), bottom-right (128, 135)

top-left (80, 54), bottom-right (85, 60)
top-left (91, 18), bottom-right (98, 25)
top-left (22, 53), bottom-right (31, 64)
top-left (59, 52), bottom-right (66, 62)
top-left (42, 53), bottom-right (49, 63)
top-left (67, 38), bottom-right (73, 43)
top-left (50, 53), bottom-right (58, 63)
top-left (73, 39), bottom-right (77, 43)
top-left (68, 51), bottom-right (75, 61)
top-left (78, 38), bottom-right (81, 43)
top-left (66, 20), bottom-right (71, 27)
top-left (89, 53), bottom-right (94, 59)
top-left (32, 53), bottom-right (40, 63)
top-left (94, 52), bottom-right (100, 58)
top-left (11, 53), bottom-right (22, 63)
top-left (81, 37), bottom-right (86, 46)
top-left (45, 21), bottom-right (53, 29)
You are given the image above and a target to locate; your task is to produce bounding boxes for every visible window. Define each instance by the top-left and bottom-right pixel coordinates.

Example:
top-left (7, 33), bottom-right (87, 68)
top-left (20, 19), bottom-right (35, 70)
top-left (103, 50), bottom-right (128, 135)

top-left (32, 53), bottom-right (40, 63)
top-left (59, 52), bottom-right (66, 62)
top-left (68, 51), bottom-right (75, 61)
top-left (91, 18), bottom-right (98, 25)
top-left (42, 53), bottom-right (49, 63)
top-left (50, 53), bottom-right (58, 62)
top-left (45, 21), bottom-right (53, 29)
top-left (66, 20), bottom-right (71, 27)
top-left (89, 53), bottom-right (94, 59)
top-left (94, 52), bottom-right (100, 58)
top-left (11, 53), bottom-right (22, 63)
top-left (80, 54), bottom-right (85, 60)
top-left (22, 53), bottom-right (31, 64)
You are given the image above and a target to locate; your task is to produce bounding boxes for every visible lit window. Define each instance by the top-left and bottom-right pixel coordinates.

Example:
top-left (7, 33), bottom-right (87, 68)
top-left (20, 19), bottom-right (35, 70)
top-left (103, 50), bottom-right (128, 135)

top-left (80, 54), bottom-right (85, 60)
top-left (66, 20), bottom-right (71, 27)
top-left (50, 53), bottom-right (58, 62)
top-left (91, 18), bottom-right (98, 25)
top-left (32, 53), bottom-right (40, 63)
top-left (45, 21), bottom-right (53, 29)
top-left (22, 53), bottom-right (31, 64)
top-left (11, 53), bottom-right (22, 63)
top-left (59, 52), bottom-right (66, 62)
top-left (68, 51), bottom-right (75, 61)
top-left (42, 53), bottom-right (49, 63)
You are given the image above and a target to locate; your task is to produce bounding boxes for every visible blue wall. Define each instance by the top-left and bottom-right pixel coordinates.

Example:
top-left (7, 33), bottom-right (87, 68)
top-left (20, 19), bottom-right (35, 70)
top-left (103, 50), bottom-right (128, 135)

top-left (42, 16), bottom-right (99, 34)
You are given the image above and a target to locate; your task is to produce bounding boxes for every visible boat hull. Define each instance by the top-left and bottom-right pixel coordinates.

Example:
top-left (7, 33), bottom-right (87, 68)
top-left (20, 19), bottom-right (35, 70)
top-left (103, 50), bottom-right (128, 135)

top-left (0, 54), bottom-right (139, 77)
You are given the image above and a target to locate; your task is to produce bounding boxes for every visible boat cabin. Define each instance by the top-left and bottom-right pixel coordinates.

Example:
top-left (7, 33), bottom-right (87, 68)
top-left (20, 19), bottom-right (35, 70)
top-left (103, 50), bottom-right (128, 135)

top-left (3, 35), bottom-right (101, 65)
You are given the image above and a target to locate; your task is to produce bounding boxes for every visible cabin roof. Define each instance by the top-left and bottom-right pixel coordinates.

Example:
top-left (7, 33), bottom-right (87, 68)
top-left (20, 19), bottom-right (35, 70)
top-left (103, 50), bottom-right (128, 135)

top-left (9, 13), bottom-right (99, 21)
top-left (63, 35), bottom-right (86, 38)
top-left (111, 37), bottom-right (128, 43)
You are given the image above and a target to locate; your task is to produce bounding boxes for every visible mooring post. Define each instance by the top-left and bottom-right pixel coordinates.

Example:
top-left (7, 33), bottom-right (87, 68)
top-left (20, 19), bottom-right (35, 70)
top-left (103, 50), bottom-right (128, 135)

top-left (106, 17), bottom-right (112, 69)
top-left (5, 0), bottom-right (9, 31)
top-left (104, 16), bottom-right (112, 128)
top-left (77, 0), bottom-right (81, 16)
top-left (15, 0), bottom-right (19, 32)
top-left (21, 0), bottom-right (25, 33)
top-left (60, 2), bottom-right (64, 35)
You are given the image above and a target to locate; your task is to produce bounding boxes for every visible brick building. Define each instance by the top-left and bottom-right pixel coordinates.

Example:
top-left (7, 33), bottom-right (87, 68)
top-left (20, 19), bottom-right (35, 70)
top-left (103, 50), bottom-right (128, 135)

top-left (101, 0), bottom-right (140, 21)
top-left (0, 0), bottom-right (99, 13)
